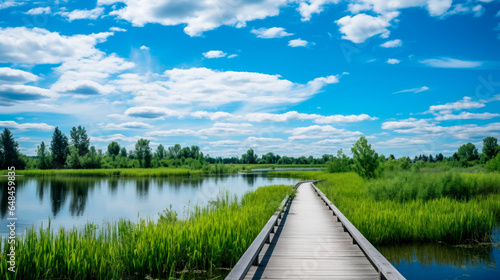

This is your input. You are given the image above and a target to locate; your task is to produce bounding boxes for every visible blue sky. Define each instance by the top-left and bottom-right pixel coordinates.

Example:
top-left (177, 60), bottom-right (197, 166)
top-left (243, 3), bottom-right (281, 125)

top-left (1, 0), bottom-right (499, 158)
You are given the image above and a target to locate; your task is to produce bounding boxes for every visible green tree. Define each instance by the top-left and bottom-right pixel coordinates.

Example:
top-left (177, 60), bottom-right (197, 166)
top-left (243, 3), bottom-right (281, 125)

top-left (168, 144), bottom-right (181, 159)
top-left (351, 136), bottom-right (379, 179)
top-left (107, 141), bottom-right (120, 157)
top-left (457, 142), bottom-right (479, 162)
top-left (50, 127), bottom-right (69, 169)
top-left (36, 141), bottom-right (51, 169)
top-left (242, 148), bottom-right (258, 164)
top-left (327, 149), bottom-right (351, 173)
top-left (135, 139), bottom-right (152, 168)
top-left (120, 147), bottom-right (127, 157)
top-left (155, 144), bottom-right (166, 159)
top-left (66, 146), bottom-right (82, 169)
top-left (69, 125), bottom-right (90, 156)
top-left (0, 128), bottom-right (22, 169)
top-left (482, 137), bottom-right (499, 162)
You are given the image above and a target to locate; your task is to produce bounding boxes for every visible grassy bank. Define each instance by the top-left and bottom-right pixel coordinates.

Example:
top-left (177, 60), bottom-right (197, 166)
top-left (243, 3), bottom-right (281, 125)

top-left (0, 185), bottom-right (292, 279)
top-left (270, 170), bottom-right (500, 245)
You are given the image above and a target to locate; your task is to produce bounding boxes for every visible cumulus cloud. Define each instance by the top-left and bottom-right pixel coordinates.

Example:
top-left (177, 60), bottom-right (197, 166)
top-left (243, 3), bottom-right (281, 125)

top-left (0, 121), bottom-right (54, 131)
top-left (124, 106), bottom-right (183, 119)
top-left (394, 86), bottom-right (429, 94)
top-left (434, 112), bottom-right (500, 121)
top-left (52, 80), bottom-right (114, 95)
top-left (0, 85), bottom-right (56, 106)
top-left (0, 27), bottom-right (112, 64)
top-left (287, 125), bottom-right (363, 140)
top-left (90, 134), bottom-right (147, 143)
top-left (0, 68), bottom-right (38, 84)
top-left (25, 7), bottom-right (51, 15)
top-left (110, 27), bottom-right (127, 32)
top-left (298, 0), bottom-right (339, 21)
top-left (288, 38), bottom-right (308, 47)
top-left (203, 50), bottom-right (227, 58)
top-left (104, 122), bottom-right (153, 130)
top-left (251, 27), bottom-right (293, 38)
top-left (420, 57), bottom-right (482, 68)
top-left (382, 118), bottom-right (434, 130)
top-left (147, 122), bottom-right (254, 138)
top-left (347, 0), bottom-right (452, 16)
top-left (380, 39), bottom-right (402, 48)
top-left (387, 58), bottom-right (400, 64)
top-left (59, 7), bottom-right (104, 21)
top-left (429, 97), bottom-right (485, 113)
top-left (99, 0), bottom-right (288, 36)
top-left (336, 12), bottom-right (398, 43)
top-left (118, 67), bottom-right (342, 108)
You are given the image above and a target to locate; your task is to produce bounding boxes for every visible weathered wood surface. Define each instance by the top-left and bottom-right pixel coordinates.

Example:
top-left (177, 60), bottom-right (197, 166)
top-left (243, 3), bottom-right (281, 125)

top-left (244, 182), bottom-right (380, 280)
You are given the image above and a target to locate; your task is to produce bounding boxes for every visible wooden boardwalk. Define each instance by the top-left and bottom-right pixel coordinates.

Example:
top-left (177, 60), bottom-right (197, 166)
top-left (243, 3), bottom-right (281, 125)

top-left (226, 181), bottom-right (405, 280)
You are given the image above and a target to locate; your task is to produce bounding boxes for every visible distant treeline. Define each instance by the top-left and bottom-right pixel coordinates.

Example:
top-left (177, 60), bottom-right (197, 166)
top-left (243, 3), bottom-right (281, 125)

top-left (0, 126), bottom-right (499, 173)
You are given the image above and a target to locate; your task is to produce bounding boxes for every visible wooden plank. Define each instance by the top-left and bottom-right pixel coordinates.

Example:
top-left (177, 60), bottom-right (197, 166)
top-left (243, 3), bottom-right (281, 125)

top-left (311, 183), bottom-right (406, 280)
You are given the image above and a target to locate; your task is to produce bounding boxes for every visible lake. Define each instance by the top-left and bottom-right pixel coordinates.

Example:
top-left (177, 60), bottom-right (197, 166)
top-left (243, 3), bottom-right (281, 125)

top-left (1, 172), bottom-right (498, 279)
top-left (0, 173), bottom-right (296, 236)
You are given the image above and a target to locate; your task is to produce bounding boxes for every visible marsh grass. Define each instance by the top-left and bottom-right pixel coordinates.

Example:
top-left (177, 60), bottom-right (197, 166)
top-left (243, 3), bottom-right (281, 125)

top-left (270, 170), bottom-right (500, 245)
top-left (0, 185), bottom-right (292, 279)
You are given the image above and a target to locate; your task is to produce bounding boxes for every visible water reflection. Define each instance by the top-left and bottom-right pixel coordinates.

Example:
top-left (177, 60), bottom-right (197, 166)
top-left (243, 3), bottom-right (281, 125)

top-left (0, 173), bottom-right (296, 236)
top-left (378, 243), bottom-right (495, 268)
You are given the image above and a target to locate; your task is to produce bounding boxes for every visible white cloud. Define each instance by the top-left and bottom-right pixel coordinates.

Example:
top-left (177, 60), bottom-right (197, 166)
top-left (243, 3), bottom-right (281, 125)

top-left (387, 58), bottom-right (400, 64)
top-left (0, 85), bottom-right (56, 106)
top-left (147, 122), bottom-right (254, 138)
top-left (376, 137), bottom-right (430, 146)
top-left (90, 134), bottom-right (147, 143)
top-left (390, 122), bottom-right (500, 140)
top-left (124, 106), bottom-right (183, 119)
top-left (382, 118), bottom-right (433, 130)
top-left (100, 0), bottom-right (288, 36)
top-left (394, 86), bottom-right (429, 94)
top-left (0, 27), bottom-right (113, 64)
top-left (346, 0), bottom-right (452, 17)
top-left (288, 125), bottom-right (363, 140)
top-left (0, 1), bottom-right (24, 10)
top-left (380, 39), bottom-right (402, 48)
top-left (110, 27), bottom-right (127, 32)
top-left (313, 137), bottom-right (359, 145)
top-left (60, 7), bottom-right (104, 21)
top-left (435, 112), bottom-right (500, 121)
top-left (0, 68), bottom-right (38, 84)
top-left (336, 12), bottom-right (398, 43)
top-left (227, 54), bottom-right (238, 58)
top-left (52, 80), bottom-right (114, 95)
top-left (140, 45), bottom-right (150, 51)
top-left (104, 122), bottom-right (153, 130)
top-left (429, 97), bottom-right (485, 113)
top-left (191, 111), bottom-right (235, 121)
top-left (420, 57), bottom-right (482, 68)
top-left (298, 0), bottom-right (339, 21)
top-left (251, 27), bottom-right (293, 38)
top-left (0, 121), bottom-right (54, 131)
top-left (121, 67), bottom-right (342, 108)
top-left (209, 140), bottom-right (241, 147)
top-left (314, 114), bottom-right (378, 123)
top-left (288, 38), bottom-right (308, 47)
top-left (25, 7), bottom-right (51, 15)
top-left (203, 50), bottom-right (227, 58)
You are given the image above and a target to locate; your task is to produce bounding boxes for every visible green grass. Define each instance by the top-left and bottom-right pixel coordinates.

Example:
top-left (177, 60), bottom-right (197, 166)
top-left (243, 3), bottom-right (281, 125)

top-left (0, 185), bottom-right (292, 279)
top-left (269, 170), bottom-right (500, 245)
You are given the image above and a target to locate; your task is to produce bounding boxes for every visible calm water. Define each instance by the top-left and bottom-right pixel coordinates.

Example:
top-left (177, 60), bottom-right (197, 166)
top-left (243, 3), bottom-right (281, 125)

top-left (378, 227), bottom-right (500, 280)
top-left (0, 173), bottom-right (296, 236)
top-left (1, 173), bottom-right (499, 279)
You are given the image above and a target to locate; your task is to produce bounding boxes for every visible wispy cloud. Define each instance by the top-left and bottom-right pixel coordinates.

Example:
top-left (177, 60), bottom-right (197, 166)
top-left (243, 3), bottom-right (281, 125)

top-left (420, 57), bottom-right (482, 68)
top-left (288, 38), bottom-right (308, 47)
top-left (251, 27), bottom-right (293, 38)
top-left (203, 50), bottom-right (227, 58)
top-left (380, 39), bottom-right (402, 48)
top-left (394, 86), bottom-right (429, 94)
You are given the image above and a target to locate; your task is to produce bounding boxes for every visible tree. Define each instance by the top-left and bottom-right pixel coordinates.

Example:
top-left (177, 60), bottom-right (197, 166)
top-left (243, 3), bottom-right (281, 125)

top-left (351, 136), bottom-right (379, 179)
top-left (482, 137), bottom-right (499, 162)
top-left (66, 146), bottom-right (82, 169)
top-left (0, 128), bottom-right (22, 169)
top-left (155, 144), bottom-right (166, 159)
top-left (242, 148), bottom-right (258, 164)
top-left (457, 142), bottom-right (479, 162)
top-left (69, 125), bottom-right (90, 156)
top-left (135, 139), bottom-right (152, 168)
top-left (36, 141), bottom-right (50, 169)
top-left (107, 141), bottom-right (120, 157)
top-left (327, 149), bottom-right (351, 173)
top-left (168, 144), bottom-right (181, 159)
top-left (50, 127), bottom-right (69, 169)
top-left (120, 147), bottom-right (128, 157)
